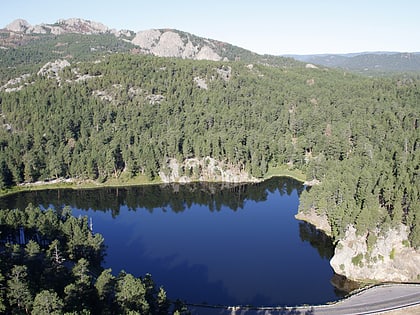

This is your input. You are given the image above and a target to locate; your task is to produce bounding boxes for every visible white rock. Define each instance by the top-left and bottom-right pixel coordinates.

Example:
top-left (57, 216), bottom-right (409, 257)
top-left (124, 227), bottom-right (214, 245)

top-left (37, 60), bottom-right (71, 77)
top-left (56, 18), bottom-right (109, 34)
top-left (132, 29), bottom-right (222, 61)
top-left (330, 224), bottom-right (420, 282)
top-left (28, 24), bottom-right (48, 34)
top-left (5, 19), bottom-right (30, 33)
top-left (49, 26), bottom-right (66, 35)
top-left (151, 31), bottom-right (184, 58)
top-left (306, 63), bottom-right (319, 69)
top-left (194, 77), bottom-right (208, 89)
top-left (196, 46), bottom-right (222, 61)
top-left (182, 41), bottom-right (198, 59)
top-left (132, 29), bottom-right (162, 50)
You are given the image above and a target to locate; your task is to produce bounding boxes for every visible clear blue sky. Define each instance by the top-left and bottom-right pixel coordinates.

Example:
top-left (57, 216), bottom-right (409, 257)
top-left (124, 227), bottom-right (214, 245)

top-left (2, 0), bottom-right (419, 55)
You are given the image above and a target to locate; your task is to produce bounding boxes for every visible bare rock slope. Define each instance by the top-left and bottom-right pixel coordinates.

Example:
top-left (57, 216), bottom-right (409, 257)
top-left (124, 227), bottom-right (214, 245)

top-left (5, 18), bottom-right (116, 36)
top-left (132, 29), bottom-right (222, 61)
top-left (331, 224), bottom-right (420, 282)
top-left (296, 209), bottom-right (420, 283)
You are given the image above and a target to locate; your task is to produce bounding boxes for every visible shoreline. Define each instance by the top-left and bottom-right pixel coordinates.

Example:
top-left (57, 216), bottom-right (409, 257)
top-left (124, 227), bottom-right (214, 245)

top-left (0, 166), bottom-right (307, 198)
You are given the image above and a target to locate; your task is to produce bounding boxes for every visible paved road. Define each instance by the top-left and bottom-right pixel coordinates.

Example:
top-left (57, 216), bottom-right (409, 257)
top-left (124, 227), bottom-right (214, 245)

top-left (188, 284), bottom-right (420, 315)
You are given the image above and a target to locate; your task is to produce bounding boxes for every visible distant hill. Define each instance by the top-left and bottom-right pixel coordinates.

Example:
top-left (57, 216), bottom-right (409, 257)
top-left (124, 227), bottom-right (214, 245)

top-left (288, 52), bottom-right (420, 74)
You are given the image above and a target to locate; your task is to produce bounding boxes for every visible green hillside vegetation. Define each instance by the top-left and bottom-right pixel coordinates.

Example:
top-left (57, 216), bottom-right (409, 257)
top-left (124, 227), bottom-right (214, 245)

top-left (0, 29), bottom-right (299, 86)
top-left (0, 48), bottom-right (419, 250)
top-left (0, 33), bottom-right (136, 84)
top-left (170, 28), bottom-right (300, 67)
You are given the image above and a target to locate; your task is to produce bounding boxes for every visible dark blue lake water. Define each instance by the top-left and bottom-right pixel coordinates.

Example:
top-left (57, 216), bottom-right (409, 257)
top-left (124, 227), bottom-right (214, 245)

top-left (0, 177), bottom-right (345, 306)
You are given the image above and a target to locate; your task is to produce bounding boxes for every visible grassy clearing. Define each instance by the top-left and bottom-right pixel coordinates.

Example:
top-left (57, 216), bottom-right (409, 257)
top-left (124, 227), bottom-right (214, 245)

top-left (264, 166), bottom-right (306, 183)
top-left (0, 175), bottom-right (162, 197)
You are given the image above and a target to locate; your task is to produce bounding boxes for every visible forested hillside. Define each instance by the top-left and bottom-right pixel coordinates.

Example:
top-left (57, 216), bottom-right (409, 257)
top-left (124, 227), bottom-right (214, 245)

top-left (0, 32), bottom-right (137, 84)
top-left (0, 39), bottom-right (419, 251)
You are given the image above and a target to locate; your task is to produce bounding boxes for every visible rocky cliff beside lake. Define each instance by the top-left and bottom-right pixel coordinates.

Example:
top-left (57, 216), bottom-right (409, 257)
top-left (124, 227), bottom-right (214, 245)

top-left (159, 157), bottom-right (259, 183)
top-left (331, 224), bottom-right (420, 282)
top-left (296, 210), bottom-right (420, 283)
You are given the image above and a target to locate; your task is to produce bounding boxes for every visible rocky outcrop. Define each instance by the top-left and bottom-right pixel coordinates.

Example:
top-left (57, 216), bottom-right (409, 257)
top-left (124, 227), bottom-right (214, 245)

top-left (295, 208), bottom-right (420, 283)
top-left (295, 210), bottom-right (332, 236)
top-left (131, 29), bottom-right (161, 49)
top-left (4, 18), bottom-right (133, 38)
top-left (55, 18), bottom-right (109, 34)
top-left (331, 225), bottom-right (420, 282)
top-left (5, 19), bottom-right (31, 33)
top-left (159, 157), bottom-right (259, 183)
top-left (194, 77), bottom-right (208, 89)
top-left (37, 59), bottom-right (71, 82)
top-left (132, 29), bottom-right (222, 61)
top-left (0, 73), bottom-right (31, 92)
top-left (196, 45), bottom-right (222, 61)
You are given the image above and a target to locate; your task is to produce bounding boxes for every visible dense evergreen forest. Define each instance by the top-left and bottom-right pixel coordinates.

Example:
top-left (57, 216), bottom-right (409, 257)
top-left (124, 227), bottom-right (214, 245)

top-left (1, 51), bottom-right (419, 248)
top-left (0, 29), bottom-right (420, 302)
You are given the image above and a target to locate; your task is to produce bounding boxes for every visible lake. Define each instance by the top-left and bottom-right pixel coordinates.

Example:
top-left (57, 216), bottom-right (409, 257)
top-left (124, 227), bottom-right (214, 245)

top-left (0, 177), bottom-right (345, 307)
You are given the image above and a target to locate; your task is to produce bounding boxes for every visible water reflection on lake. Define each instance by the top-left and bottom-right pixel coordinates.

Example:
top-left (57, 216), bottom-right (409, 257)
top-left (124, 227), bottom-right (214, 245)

top-left (0, 178), bottom-right (343, 306)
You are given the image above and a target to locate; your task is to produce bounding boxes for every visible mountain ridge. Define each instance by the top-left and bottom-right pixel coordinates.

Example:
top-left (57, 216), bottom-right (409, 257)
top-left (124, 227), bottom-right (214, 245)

top-left (288, 51), bottom-right (420, 74)
top-left (2, 18), bottom-right (258, 63)
top-left (4, 18), bottom-right (420, 73)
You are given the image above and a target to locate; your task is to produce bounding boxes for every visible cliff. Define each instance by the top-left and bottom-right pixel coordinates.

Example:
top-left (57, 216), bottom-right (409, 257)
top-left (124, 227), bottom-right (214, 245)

top-left (331, 224), bottom-right (420, 282)
top-left (132, 29), bottom-right (223, 61)
top-left (296, 210), bottom-right (420, 283)
top-left (5, 18), bottom-right (116, 36)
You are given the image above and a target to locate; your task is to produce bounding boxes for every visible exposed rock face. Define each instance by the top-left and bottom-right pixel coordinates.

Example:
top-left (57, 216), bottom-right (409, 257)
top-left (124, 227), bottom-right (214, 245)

top-left (131, 29), bottom-right (161, 49)
top-left (305, 63), bottom-right (319, 69)
top-left (330, 225), bottom-right (420, 282)
top-left (196, 45), bottom-right (222, 61)
top-left (37, 60), bottom-right (72, 86)
top-left (5, 18), bottom-right (115, 36)
top-left (37, 59), bottom-right (71, 77)
top-left (295, 210), bottom-right (332, 236)
top-left (56, 18), bottom-right (109, 34)
top-left (5, 19), bottom-right (30, 33)
top-left (159, 157), bottom-right (259, 183)
top-left (1, 73), bottom-right (31, 93)
top-left (132, 29), bottom-right (222, 61)
top-left (295, 208), bottom-right (420, 283)
top-left (152, 31), bottom-right (185, 58)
